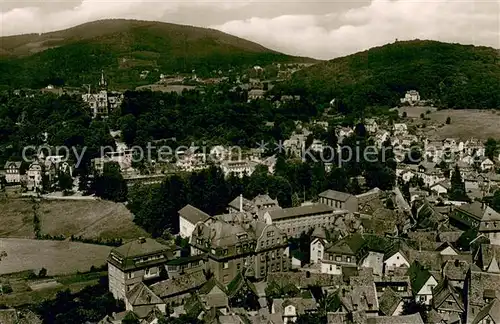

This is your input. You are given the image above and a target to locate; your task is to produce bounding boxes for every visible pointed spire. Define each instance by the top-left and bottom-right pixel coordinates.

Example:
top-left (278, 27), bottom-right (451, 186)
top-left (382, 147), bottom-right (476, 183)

top-left (99, 69), bottom-right (107, 89)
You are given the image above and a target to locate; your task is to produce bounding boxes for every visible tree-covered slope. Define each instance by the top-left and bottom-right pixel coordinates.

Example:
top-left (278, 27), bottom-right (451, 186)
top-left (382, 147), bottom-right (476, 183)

top-left (282, 40), bottom-right (500, 109)
top-left (0, 19), bottom-right (313, 89)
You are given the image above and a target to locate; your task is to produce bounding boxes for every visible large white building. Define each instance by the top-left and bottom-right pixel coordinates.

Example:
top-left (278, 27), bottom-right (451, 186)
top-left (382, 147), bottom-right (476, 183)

top-left (107, 238), bottom-right (173, 301)
top-left (178, 204), bottom-right (211, 238)
top-left (82, 71), bottom-right (123, 118)
top-left (263, 203), bottom-right (349, 238)
top-left (3, 161), bottom-right (22, 184)
top-left (400, 90), bottom-right (420, 105)
top-left (26, 161), bottom-right (43, 191)
top-left (309, 227), bottom-right (328, 264)
top-left (221, 160), bottom-right (257, 178)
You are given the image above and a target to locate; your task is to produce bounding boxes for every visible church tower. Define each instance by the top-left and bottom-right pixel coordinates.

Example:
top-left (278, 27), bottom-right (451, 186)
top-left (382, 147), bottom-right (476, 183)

top-left (99, 69), bottom-right (107, 90)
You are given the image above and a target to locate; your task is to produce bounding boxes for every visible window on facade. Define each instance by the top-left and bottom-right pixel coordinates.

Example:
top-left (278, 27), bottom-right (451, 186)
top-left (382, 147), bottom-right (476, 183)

top-left (397, 286), bottom-right (405, 292)
top-left (236, 245), bottom-right (241, 253)
top-left (336, 256), bottom-right (342, 262)
top-left (223, 262), bottom-right (229, 269)
top-left (267, 231), bottom-right (274, 237)
top-left (223, 249), bottom-right (228, 255)
top-left (346, 257), bottom-right (351, 263)
top-left (237, 263), bottom-right (241, 270)
top-left (127, 272), bottom-right (134, 279)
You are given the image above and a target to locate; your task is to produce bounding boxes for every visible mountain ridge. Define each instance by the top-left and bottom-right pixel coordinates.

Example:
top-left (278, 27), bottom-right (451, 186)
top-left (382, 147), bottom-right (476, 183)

top-left (280, 39), bottom-right (500, 110)
top-left (0, 19), bottom-right (316, 89)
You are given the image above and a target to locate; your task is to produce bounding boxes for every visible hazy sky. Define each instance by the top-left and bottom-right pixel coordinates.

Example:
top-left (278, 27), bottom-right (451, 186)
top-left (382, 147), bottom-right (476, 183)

top-left (1, 0), bottom-right (499, 59)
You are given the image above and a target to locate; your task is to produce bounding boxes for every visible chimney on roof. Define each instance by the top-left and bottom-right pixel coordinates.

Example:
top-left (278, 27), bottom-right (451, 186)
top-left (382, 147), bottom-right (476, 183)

top-left (240, 193), bottom-right (243, 212)
top-left (138, 237), bottom-right (146, 244)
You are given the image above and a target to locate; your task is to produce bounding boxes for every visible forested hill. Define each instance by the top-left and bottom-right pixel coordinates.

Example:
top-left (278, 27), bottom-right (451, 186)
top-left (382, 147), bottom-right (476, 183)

top-left (279, 40), bottom-right (500, 110)
top-left (0, 19), bottom-right (314, 89)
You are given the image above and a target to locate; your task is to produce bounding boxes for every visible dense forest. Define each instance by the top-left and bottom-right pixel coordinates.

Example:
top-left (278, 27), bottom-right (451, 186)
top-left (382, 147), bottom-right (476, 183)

top-left (111, 87), bottom-right (319, 149)
top-left (278, 40), bottom-right (500, 111)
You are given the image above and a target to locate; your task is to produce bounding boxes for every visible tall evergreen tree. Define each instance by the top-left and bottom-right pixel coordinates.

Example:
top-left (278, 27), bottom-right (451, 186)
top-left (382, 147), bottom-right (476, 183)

top-left (450, 165), bottom-right (468, 201)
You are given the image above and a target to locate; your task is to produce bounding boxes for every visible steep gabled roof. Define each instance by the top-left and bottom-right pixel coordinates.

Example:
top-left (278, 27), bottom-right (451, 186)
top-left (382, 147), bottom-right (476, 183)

top-left (178, 204), bottom-right (211, 224)
top-left (327, 233), bottom-right (365, 256)
top-left (311, 226), bottom-right (328, 240)
top-left (487, 256), bottom-right (500, 273)
top-left (407, 261), bottom-right (434, 294)
top-left (432, 277), bottom-right (464, 311)
top-left (383, 241), bottom-right (410, 262)
top-left (3, 161), bottom-right (22, 169)
top-left (228, 195), bottom-right (254, 212)
top-left (126, 282), bottom-right (163, 306)
top-left (436, 242), bottom-right (458, 254)
top-left (472, 298), bottom-right (500, 324)
top-left (478, 244), bottom-right (500, 271)
top-left (455, 201), bottom-right (485, 221)
top-left (378, 288), bottom-right (403, 316)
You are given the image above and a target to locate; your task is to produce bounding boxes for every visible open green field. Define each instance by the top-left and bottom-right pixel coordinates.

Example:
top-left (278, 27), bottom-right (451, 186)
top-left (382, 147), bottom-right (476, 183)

top-left (0, 198), bottom-right (148, 240)
top-left (0, 238), bottom-right (111, 276)
top-left (400, 107), bottom-right (500, 141)
top-left (0, 238), bottom-right (112, 275)
top-left (0, 271), bottom-right (105, 307)
top-left (425, 109), bottom-right (500, 141)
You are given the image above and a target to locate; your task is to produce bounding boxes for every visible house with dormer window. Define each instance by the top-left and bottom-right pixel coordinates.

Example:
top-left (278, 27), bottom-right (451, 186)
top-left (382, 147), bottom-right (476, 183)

top-left (3, 161), bottom-right (22, 184)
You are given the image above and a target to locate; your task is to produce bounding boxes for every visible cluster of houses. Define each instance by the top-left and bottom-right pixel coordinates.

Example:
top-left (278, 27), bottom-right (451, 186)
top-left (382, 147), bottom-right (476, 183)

top-left (2, 154), bottom-right (72, 192)
top-left (279, 117), bottom-right (500, 203)
top-left (169, 145), bottom-right (276, 177)
top-left (98, 180), bottom-right (500, 324)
